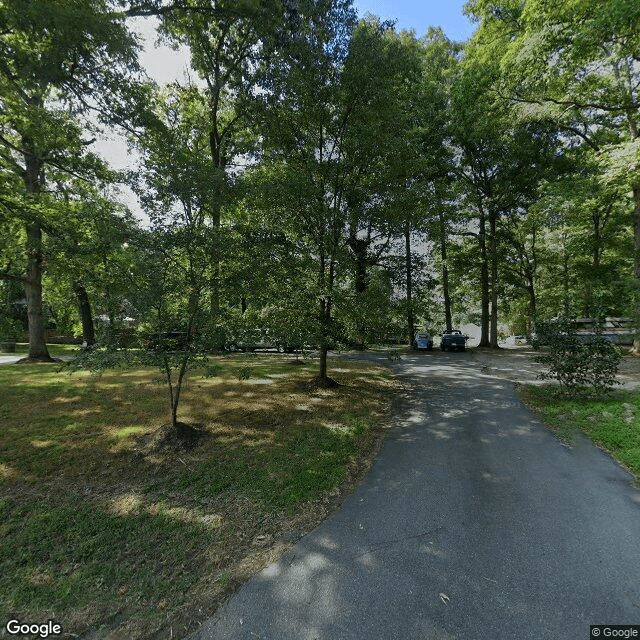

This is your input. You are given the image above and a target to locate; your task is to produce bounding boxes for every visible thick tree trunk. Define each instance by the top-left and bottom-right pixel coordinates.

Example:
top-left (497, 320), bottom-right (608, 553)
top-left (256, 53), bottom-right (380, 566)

top-left (22, 129), bottom-right (52, 362)
top-left (319, 344), bottom-right (328, 380)
top-left (349, 235), bottom-right (369, 349)
top-left (317, 250), bottom-right (334, 383)
top-left (562, 232), bottom-right (571, 317)
top-left (489, 208), bottom-right (499, 348)
top-left (209, 202), bottom-right (221, 316)
top-left (478, 206), bottom-right (490, 347)
top-left (318, 297), bottom-right (332, 383)
top-left (25, 224), bottom-right (51, 360)
top-left (439, 213), bottom-right (452, 332)
top-left (349, 236), bottom-right (369, 295)
top-left (74, 281), bottom-right (95, 347)
top-left (527, 281), bottom-right (537, 333)
top-left (633, 185), bottom-right (640, 353)
top-left (405, 221), bottom-right (414, 346)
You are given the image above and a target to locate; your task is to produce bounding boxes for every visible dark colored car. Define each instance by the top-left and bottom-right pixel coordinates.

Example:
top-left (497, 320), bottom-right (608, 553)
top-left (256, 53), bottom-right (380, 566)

top-left (440, 329), bottom-right (468, 352)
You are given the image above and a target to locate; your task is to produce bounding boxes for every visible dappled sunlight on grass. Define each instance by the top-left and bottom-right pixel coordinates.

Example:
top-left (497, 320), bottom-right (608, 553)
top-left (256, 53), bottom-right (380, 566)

top-left (111, 426), bottom-right (147, 439)
top-left (106, 492), bottom-right (225, 529)
top-left (522, 385), bottom-right (640, 477)
top-left (30, 440), bottom-right (56, 448)
top-left (0, 353), bottom-right (396, 638)
top-left (0, 463), bottom-right (19, 479)
top-left (110, 492), bottom-right (143, 515)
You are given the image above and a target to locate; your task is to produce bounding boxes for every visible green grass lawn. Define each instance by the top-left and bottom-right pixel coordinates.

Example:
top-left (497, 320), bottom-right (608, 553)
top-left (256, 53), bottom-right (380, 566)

top-left (0, 354), bottom-right (396, 638)
top-left (521, 385), bottom-right (640, 478)
top-left (9, 342), bottom-right (81, 357)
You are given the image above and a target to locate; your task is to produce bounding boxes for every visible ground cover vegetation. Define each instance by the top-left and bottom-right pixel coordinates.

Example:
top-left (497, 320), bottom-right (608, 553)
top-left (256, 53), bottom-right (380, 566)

top-left (1, 0), bottom-right (639, 636)
top-left (521, 385), bottom-right (640, 481)
top-left (0, 355), bottom-right (396, 638)
top-left (532, 318), bottom-right (623, 395)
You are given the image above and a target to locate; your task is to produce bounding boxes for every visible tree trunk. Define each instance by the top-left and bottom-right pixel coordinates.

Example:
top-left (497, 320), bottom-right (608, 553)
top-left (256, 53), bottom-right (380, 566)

top-left (22, 128), bottom-right (52, 362)
top-left (478, 205), bottom-right (490, 347)
top-left (562, 231), bottom-right (571, 317)
top-left (317, 249), bottom-right (332, 382)
top-left (209, 202), bottom-right (221, 316)
top-left (319, 344), bottom-right (328, 380)
top-left (349, 235), bottom-right (369, 349)
top-left (527, 281), bottom-right (537, 333)
top-left (318, 296), bottom-right (332, 383)
top-left (350, 236), bottom-right (369, 295)
top-left (405, 221), bottom-right (414, 346)
top-left (633, 185), bottom-right (640, 353)
top-left (439, 213), bottom-right (452, 332)
top-left (74, 281), bottom-right (95, 347)
top-left (25, 224), bottom-right (51, 360)
top-left (489, 208), bottom-right (499, 348)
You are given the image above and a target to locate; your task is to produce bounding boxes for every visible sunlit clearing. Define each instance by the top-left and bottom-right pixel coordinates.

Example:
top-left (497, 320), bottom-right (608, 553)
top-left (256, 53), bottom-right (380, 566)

top-left (31, 439), bottom-right (56, 448)
top-left (110, 493), bottom-right (142, 515)
top-left (322, 421), bottom-right (351, 434)
top-left (111, 426), bottom-right (146, 439)
top-left (0, 463), bottom-right (19, 479)
top-left (51, 395), bottom-right (82, 404)
top-left (146, 503), bottom-right (224, 528)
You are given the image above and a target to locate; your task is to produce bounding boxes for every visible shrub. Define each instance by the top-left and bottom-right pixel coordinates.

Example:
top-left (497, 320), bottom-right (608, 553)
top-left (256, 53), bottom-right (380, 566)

top-left (533, 317), bottom-right (622, 395)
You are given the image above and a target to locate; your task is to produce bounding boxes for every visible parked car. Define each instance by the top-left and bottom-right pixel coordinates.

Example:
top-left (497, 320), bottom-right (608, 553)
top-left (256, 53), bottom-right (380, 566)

top-left (440, 329), bottom-right (468, 352)
top-left (227, 328), bottom-right (290, 353)
top-left (412, 332), bottom-right (433, 351)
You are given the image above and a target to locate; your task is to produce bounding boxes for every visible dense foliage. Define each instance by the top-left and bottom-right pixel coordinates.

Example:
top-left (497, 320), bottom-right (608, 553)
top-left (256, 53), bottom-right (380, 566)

top-left (1, 0), bottom-right (639, 380)
top-left (533, 318), bottom-right (623, 394)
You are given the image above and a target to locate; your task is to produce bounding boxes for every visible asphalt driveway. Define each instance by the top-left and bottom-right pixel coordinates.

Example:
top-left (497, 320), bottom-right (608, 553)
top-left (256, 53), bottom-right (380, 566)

top-left (188, 350), bottom-right (640, 639)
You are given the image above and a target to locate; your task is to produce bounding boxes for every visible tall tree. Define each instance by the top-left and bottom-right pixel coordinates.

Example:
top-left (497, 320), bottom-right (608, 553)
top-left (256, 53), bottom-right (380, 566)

top-left (250, 0), bottom-right (358, 383)
top-left (465, 0), bottom-right (640, 347)
top-left (0, 0), bottom-right (140, 360)
top-left (449, 54), bottom-right (561, 346)
top-left (142, 0), bottom-right (298, 315)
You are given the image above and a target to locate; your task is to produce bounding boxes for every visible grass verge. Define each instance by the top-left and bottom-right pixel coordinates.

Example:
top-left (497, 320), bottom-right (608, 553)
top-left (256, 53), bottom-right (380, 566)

top-left (520, 385), bottom-right (640, 479)
top-left (9, 342), bottom-right (81, 357)
top-left (0, 353), bottom-right (397, 639)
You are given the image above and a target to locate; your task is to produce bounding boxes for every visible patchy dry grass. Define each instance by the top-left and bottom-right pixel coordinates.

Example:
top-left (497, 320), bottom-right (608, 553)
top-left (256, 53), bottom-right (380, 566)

top-left (0, 354), bottom-right (397, 639)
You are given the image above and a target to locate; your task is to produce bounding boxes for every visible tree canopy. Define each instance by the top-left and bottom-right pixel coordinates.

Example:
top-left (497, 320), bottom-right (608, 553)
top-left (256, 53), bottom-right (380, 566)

top-left (2, 0), bottom-right (639, 381)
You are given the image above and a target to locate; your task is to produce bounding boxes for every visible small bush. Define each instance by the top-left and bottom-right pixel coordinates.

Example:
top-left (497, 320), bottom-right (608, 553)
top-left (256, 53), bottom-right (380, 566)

top-left (235, 366), bottom-right (252, 381)
top-left (533, 318), bottom-right (622, 395)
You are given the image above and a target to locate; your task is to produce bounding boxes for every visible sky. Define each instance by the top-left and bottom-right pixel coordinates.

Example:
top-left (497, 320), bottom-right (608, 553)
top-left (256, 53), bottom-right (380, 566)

top-left (353, 0), bottom-right (476, 42)
top-left (133, 1), bottom-right (476, 87)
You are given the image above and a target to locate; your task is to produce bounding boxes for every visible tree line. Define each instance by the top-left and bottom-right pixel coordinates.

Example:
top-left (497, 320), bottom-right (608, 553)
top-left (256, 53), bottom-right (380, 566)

top-left (1, 0), bottom-right (638, 383)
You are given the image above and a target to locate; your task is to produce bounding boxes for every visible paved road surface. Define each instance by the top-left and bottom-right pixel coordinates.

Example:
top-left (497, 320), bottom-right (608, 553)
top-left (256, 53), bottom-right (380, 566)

top-left (189, 350), bottom-right (640, 639)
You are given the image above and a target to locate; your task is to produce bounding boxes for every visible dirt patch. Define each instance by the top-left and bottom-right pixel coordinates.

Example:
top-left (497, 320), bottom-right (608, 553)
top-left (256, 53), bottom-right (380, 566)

top-left (135, 422), bottom-right (209, 453)
top-left (468, 346), bottom-right (640, 389)
top-left (15, 355), bottom-right (62, 364)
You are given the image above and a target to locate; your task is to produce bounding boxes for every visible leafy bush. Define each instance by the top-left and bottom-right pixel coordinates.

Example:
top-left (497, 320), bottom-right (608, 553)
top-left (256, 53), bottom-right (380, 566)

top-left (0, 312), bottom-right (22, 339)
top-left (533, 318), bottom-right (622, 395)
